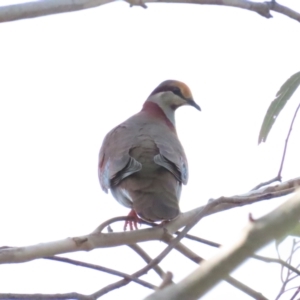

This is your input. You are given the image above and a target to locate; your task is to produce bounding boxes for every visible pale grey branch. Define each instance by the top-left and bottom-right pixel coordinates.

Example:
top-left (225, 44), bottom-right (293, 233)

top-left (144, 190), bottom-right (300, 300)
top-left (0, 0), bottom-right (300, 23)
top-left (0, 176), bottom-right (298, 265)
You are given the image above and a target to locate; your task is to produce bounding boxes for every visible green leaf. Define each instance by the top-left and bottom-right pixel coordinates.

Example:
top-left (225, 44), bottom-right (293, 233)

top-left (258, 71), bottom-right (300, 144)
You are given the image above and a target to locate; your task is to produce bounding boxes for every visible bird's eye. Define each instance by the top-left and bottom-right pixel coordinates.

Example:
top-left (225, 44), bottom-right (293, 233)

top-left (172, 87), bottom-right (182, 98)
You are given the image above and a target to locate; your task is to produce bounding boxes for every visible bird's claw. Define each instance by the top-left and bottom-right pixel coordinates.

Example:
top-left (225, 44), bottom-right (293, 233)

top-left (124, 210), bottom-right (141, 231)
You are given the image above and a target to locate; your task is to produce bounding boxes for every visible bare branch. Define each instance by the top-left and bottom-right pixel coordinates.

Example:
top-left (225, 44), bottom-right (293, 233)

top-left (272, 1), bottom-right (300, 22)
top-left (289, 286), bottom-right (300, 300)
top-left (0, 176), bottom-right (298, 265)
top-left (144, 190), bottom-right (300, 300)
top-left (275, 239), bottom-right (300, 300)
top-left (251, 176), bottom-right (281, 191)
top-left (180, 232), bottom-right (300, 277)
top-left (277, 102), bottom-right (300, 179)
top-left (0, 253), bottom-right (157, 300)
top-left (44, 256), bottom-right (156, 289)
top-left (252, 254), bottom-right (300, 277)
top-left (91, 196), bottom-right (219, 298)
top-left (0, 0), bottom-right (112, 23)
top-left (252, 102), bottom-right (300, 191)
top-left (0, 293), bottom-right (94, 300)
top-left (156, 272), bottom-right (173, 290)
top-left (0, 0), bottom-right (300, 23)
top-left (128, 244), bottom-right (170, 280)
top-left (225, 277), bottom-right (268, 300)
top-left (162, 234), bottom-right (268, 300)
top-left (92, 227), bottom-right (268, 299)
top-left (94, 216), bottom-right (169, 282)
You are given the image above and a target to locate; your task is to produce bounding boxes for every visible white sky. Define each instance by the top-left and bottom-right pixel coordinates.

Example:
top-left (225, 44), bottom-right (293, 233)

top-left (1, 1), bottom-right (300, 299)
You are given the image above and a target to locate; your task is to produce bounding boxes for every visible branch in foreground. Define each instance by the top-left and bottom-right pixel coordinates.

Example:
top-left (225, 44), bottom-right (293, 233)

top-left (0, 176), bottom-right (299, 265)
top-left (162, 234), bottom-right (268, 300)
top-left (0, 0), bottom-right (300, 23)
top-left (91, 196), bottom-right (218, 298)
top-left (144, 190), bottom-right (300, 300)
top-left (181, 232), bottom-right (300, 277)
top-left (84, 192), bottom-right (273, 299)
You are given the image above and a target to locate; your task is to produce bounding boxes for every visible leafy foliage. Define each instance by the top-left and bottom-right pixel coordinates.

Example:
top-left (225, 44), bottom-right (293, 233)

top-left (258, 71), bottom-right (300, 144)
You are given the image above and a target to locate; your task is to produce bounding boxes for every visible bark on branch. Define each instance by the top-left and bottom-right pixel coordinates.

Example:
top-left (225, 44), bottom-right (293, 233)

top-left (144, 190), bottom-right (300, 300)
top-left (0, 176), bottom-right (298, 265)
top-left (0, 0), bottom-right (299, 23)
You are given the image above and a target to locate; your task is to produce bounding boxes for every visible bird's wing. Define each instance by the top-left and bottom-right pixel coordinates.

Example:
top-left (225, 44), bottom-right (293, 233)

top-left (99, 113), bottom-right (188, 192)
top-left (98, 121), bottom-right (142, 193)
top-left (153, 124), bottom-right (189, 185)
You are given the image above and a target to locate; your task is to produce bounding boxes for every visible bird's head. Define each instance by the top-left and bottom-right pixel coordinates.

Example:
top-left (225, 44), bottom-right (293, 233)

top-left (146, 80), bottom-right (201, 112)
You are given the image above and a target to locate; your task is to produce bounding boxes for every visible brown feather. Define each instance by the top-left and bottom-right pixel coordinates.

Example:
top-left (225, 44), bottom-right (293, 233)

top-left (98, 104), bottom-right (186, 221)
top-left (98, 80), bottom-right (199, 223)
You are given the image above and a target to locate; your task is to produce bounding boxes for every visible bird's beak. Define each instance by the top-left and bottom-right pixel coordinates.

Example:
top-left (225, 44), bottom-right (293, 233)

top-left (187, 98), bottom-right (201, 111)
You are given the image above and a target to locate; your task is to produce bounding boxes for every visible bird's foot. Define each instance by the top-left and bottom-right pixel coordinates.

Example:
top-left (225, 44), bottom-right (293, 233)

top-left (159, 220), bottom-right (170, 226)
top-left (124, 210), bottom-right (141, 231)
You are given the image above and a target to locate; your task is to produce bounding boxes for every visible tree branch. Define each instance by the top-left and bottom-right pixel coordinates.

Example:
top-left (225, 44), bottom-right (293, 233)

top-left (0, 0), bottom-right (300, 23)
top-left (0, 176), bottom-right (298, 265)
top-left (44, 255), bottom-right (156, 289)
top-left (180, 232), bottom-right (300, 277)
top-left (0, 293), bottom-right (94, 300)
top-left (272, 1), bottom-right (300, 22)
top-left (144, 190), bottom-right (300, 300)
top-left (162, 234), bottom-right (268, 300)
top-left (127, 244), bottom-right (171, 281)
top-left (277, 102), bottom-right (300, 180)
top-left (252, 102), bottom-right (300, 191)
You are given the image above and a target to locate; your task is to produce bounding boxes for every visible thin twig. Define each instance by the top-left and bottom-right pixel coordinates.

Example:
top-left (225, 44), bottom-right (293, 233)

top-left (128, 244), bottom-right (170, 281)
top-left (275, 239), bottom-right (299, 300)
top-left (287, 286), bottom-right (300, 300)
top-left (276, 242), bottom-right (285, 283)
top-left (180, 232), bottom-right (300, 277)
top-left (277, 102), bottom-right (300, 179)
top-left (157, 272), bottom-right (173, 290)
top-left (252, 102), bottom-right (300, 191)
top-left (251, 176), bottom-right (280, 191)
top-left (252, 255), bottom-right (300, 276)
top-left (44, 255), bottom-right (156, 289)
top-left (225, 277), bottom-right (268, 300)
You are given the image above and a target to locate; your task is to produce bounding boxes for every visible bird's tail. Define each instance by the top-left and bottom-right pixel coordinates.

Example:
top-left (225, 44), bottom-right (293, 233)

top-left (133, 190), bottom-right (180, 222)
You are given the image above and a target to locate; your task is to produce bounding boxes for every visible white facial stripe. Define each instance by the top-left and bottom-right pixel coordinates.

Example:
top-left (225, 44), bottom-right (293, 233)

top-left (147, 92), bottom-right (185, 126)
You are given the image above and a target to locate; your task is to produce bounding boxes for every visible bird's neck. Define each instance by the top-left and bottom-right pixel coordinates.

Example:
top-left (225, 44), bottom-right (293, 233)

top-left (141, 101), bottom-right (176, 132)
top-left (144, 94), bottom-right (176, 127)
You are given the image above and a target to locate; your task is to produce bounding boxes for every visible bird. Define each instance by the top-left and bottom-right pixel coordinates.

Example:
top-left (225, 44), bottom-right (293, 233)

top-left (98, 80), bottom-right (201, 230)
